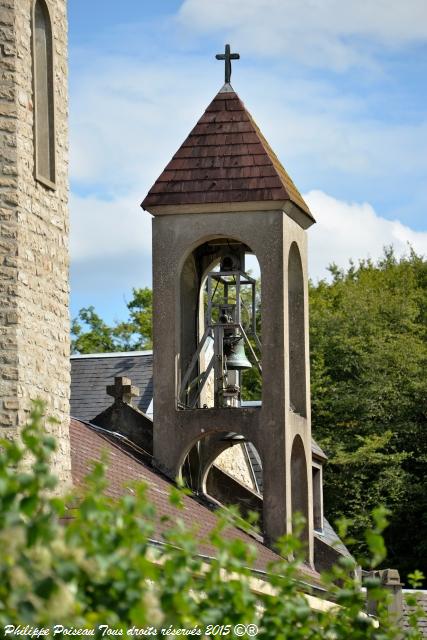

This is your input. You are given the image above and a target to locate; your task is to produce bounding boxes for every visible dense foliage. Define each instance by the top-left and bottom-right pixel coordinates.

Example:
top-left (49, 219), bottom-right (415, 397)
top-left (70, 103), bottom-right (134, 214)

top-left (309, 249), bottom-right (427, 584)
top-left (0, 404), bottom-right (424, 637)
top-left (70, 249), bottom-right (427, 583)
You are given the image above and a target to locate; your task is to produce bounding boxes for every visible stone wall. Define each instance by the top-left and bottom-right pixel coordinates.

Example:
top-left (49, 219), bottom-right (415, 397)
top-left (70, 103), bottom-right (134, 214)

top-left (0, 0), bottom-right (71, 487)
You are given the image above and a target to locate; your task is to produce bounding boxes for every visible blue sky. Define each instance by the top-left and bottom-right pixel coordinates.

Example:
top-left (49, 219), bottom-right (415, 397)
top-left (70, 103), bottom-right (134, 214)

top-left (68, 0), bottom-right (427, 325)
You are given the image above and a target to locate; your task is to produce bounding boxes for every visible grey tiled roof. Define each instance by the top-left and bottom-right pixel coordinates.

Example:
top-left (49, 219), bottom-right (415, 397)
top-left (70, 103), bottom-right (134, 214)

top-left (316, 517), bottom-right (353, 558)
top-left (70, 351), bottom-right (350, 566)
top-left (311, 439), bottom-right (327, 461)
top-left (70, 352), bottom-right (153, 421)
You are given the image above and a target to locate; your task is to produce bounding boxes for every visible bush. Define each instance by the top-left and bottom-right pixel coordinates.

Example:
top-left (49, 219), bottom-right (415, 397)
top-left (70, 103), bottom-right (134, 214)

top-left (0, 403), bottom-right (424, 638)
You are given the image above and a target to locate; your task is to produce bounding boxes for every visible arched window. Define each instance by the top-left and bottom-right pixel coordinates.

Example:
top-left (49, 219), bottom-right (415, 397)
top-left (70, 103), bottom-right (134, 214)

top-left (32, 0), bottom-right (55, 186)
top-left (288, 242), bottom-right (306, 417)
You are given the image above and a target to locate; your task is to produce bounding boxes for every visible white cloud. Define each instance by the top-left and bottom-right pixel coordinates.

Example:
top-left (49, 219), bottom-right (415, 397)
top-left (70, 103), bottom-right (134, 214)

top-left (306, 190), bottom-right (427, 280)
top-left (177, 0), bottom-right (427, 70)
top-left (70, 191), bottom-right (151, 262)
top-left (70, 187), bottom-right (427, 297)
top-left (69, 54), bottom-right (214, 191)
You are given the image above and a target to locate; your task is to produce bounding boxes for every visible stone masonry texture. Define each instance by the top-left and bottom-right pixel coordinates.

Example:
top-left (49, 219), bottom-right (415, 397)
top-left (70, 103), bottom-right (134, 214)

top-left (0, 0), bottom-right (71, 487)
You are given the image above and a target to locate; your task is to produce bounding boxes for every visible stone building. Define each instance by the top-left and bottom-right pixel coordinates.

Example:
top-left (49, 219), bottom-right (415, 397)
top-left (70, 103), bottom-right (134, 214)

top-left (0, 0), bottom-right (70, 485)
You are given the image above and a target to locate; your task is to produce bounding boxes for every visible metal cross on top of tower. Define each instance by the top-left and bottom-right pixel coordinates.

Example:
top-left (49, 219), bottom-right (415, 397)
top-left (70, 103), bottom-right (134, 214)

top-left (216, 44), bottom-right (240, 84)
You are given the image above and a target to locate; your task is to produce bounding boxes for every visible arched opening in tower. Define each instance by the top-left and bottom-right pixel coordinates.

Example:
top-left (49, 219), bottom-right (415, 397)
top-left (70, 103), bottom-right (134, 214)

top-left (288, 242), bottom-right (307, 417)
top-left (178, 237), bottom-right (262, 410)
top-left (290, 434), bottom-right (310, 557)
top-left (181, 431), bottom-right (263, 526)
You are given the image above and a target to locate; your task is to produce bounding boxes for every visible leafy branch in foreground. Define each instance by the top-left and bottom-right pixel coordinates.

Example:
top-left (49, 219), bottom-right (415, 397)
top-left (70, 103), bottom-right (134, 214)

top-left (0, 403), bottom-right (424, 638)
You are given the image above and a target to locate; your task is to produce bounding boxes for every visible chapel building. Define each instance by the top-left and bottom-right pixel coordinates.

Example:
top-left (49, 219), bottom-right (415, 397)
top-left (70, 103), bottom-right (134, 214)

top-left (1, 1), bottom-right (419, 627)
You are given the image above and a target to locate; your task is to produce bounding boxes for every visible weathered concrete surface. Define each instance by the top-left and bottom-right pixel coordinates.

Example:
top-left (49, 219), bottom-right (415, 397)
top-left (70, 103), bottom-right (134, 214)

top-left (93, 402), bottom-right (154, 456)
top-left (215, 444), bottom-right (256, 491)
top-left (150, 207), bottom-right (314, 563)
top-left (0, 0), bottom-right (71, 488)
top-left (92, 381), bottom-right (259, 514)
top-left (367, 569), bottom-right (404, 625)
top-left (206, 465), bottom-right (263, 521)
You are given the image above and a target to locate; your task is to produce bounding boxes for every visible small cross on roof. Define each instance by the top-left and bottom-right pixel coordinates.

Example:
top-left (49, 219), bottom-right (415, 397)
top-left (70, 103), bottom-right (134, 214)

top-left (216, 44), bottom-right (240, 84)
top-left (107, 376), bottom-right (139, 405)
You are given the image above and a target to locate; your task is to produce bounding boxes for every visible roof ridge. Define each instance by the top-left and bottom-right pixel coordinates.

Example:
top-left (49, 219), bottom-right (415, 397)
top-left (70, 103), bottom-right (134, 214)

top-left (71, 350), bottom-right (153, 359)
top-left (243, 108), bottom-right (311, 216)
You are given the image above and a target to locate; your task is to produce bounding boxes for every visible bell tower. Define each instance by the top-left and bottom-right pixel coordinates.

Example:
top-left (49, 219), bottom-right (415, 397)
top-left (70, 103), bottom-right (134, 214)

top-left (142, 50), bottom-right (315, 561)
top-left (0, 0), bottom-right (71, 486)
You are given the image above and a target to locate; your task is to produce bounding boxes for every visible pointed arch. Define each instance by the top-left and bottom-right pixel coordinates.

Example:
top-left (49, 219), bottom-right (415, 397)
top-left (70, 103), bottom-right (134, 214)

top-left (32, 0), bottom-right (56, 186)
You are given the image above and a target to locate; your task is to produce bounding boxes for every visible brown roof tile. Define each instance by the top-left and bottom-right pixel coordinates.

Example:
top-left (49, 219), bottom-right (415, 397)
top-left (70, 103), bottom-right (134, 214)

top-left (195, 121), bottom-right (254, 135)
top-left (69, 418), bottom-right (322, 586)
top-left (142, 86), bottom-right (313, 221)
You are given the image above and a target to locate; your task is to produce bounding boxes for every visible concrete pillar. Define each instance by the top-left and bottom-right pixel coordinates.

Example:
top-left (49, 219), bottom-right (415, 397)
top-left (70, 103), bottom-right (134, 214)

top-left (366, 569), bottom-right (403, 625)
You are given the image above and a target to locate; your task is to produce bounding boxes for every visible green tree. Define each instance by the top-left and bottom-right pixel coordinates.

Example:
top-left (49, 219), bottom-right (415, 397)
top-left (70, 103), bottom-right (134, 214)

top-left (114, 286), bottom-right (153, 351)
top-left (71, 306), bottom-right (117, 354)
top-left (309, 248), bottom-right (427, 583)
top-left (71, 287), bottom-right (153, 354)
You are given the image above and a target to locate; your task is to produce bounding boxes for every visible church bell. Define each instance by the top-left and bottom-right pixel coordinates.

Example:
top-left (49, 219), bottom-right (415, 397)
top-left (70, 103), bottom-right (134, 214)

top-left (224, 335), bottom-right (252, 371)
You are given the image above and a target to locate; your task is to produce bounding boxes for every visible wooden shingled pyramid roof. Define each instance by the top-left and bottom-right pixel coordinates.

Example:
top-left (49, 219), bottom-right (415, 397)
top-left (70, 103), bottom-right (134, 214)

top-left (142, 84), bottom-right (314, 225)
